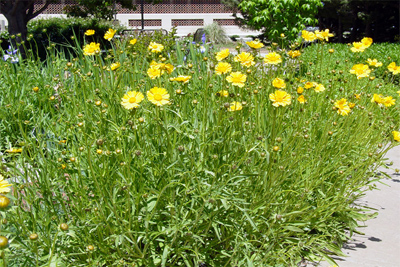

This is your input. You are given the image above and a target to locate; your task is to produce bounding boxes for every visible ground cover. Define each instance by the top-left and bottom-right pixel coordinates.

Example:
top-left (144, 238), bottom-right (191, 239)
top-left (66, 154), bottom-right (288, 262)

top-left (0, 30), bottom-right (399, 266)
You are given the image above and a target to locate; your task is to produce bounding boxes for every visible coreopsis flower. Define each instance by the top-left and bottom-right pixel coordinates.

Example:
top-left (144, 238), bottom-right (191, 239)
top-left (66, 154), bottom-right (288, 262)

top-left (147, 66), bottom-right (161, 79)
top-left (6, 148), bottom-right (22, 153)
top-left (83, 42), bottom-right (100, 56)
top-left (104, 28), bottom-right (117, 41)
top-left (382, 96), bottom-right (396, 107)
top-left (215, 62), bottom-right (232, 75)
top-left (130, 39), bottom-right (137, 45)
top-left (148, 42), bottom-right (164, 53)
top-left (215, 49), bottom-right (230, 61)
top-left (301, 30), bottom-right (316, 42)
top-left (147, 87), bottom-right (170, 106)
top-left (388, 62), bottom-right (400, 75)
top-left (226, 72), bottom-right (247, 87)
top-left (217, 90), bottom-right (229, 97)
top-left (304, 82), bottom-right (317, 89)
top-left (170, 75), bottom-right (191, 83)
top-left (297, 95), bottom-right (306, 104)
top-left (297, 87), bottom-right (304, 94)
top-left (121, 91), bottom-right (144, 110)
top-left (350, 42), bottom-right (366, 52)
top-left (264, 52), bottom-right (282, 65)
top-left (272, 78), bottom-right (286, 89)
top-left (246, 39), bottom-right (264, 49)
top-left (150, 61), bottom-right (174, 74)
top-left (371, 94), bottom-right (385, 105)
top-left (350, 64), bottom-right (371, 79)
top-left (349, 102), bottom-right (356, 109)
top-left (269, 90), bottom-right (291, 107)
top-left (0, 175), bottom-right (12, 194)
top-left (367, 58), bottom-right (382, 67)
top-left (228, 101), bottom-right (243, 111)
top-left (287, 50), bottom-right (301, 58)
top-left (354, 94), bottom-right (361, 100)
top-left (334, 98), bottom-right (351, 116)
top-left (314, 84), bottom-right (325, 92)
top-left (85, 29), bottom-right (95, 36)
top-left (361, 37), bottom-right (373, 48)
top-left (234, 52), bottom-right (255, 67)
top-left (393, 131), bottom-right (400, 142)
top-left (315, 29), bottom-right (334, 41)
top-left (110, 62), bottom-right (121, 71)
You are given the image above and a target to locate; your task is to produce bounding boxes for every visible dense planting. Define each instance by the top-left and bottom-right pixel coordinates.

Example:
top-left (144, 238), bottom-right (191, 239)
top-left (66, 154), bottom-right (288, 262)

top-left (0, 29), bottom-right (399, 266)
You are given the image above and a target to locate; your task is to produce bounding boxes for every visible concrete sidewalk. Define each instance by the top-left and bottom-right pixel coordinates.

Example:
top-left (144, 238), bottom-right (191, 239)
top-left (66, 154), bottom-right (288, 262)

top-left (316, 145), bottom-right (400, 267)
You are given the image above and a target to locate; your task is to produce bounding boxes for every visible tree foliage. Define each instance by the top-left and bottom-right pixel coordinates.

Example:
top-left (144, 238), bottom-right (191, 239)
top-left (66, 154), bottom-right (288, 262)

top-left (64, 0), bottom-right (135, 20)
top-left (234, 0), bottom-right (322, 43)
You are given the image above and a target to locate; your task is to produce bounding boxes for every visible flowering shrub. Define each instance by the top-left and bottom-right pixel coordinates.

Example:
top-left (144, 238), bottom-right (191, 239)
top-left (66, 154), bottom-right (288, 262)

top-left (0, 29), bottom-right (399, 266)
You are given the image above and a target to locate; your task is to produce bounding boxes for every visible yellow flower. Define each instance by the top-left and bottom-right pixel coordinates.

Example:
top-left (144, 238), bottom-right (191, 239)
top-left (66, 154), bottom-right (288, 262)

top-left (334, 98), bottom-right (351, 116)
top-left (147, 66), bottom-right (161, 79)
top-left (130, 39), bottom-right (137, 45)
top-left (269, 90), bottom-right (291, 107)
top-left (297, 95), bottom-right (306, 104)
top-left (382, 96), bottom-right (396, 107)
top-left (388, 62), bottom-right (400, 75)
top-left (350, 64), bottom-right (371, 79)
top-left (393, 131), bottom-right (400, 142)
top-left (215, 62), bottom-right (232, 75)
top-left (216, 49), bottom-right (230, 61)
top-left (304, 81), bottom-right (317, 89)
top-left (314, 84), bottom-right (325, 92)
top-left (361, 37), bottom-right (373, 48)
top-left (217, 90), bottom-right (229, 97)
top-left (349, 102), bottom-right (356, 109)
top-left (104, 28), bottom-right (117, 41)
top-left (226, 72), bottom-right (247, 87)
top-left (147, 87), bottom-right (170, 106)
top-left (329, 49), bottom-right (334, 53)
top-left (367, 58), bottom-right (382, 67)
top-left (228, 101), bottom-right (243, 111)
top-left (272, 78), bottom-right (286, 89)
top-left (170, 75), bottom-right (191, 83)
top-left (110, 62), bottom-right (121, 71)
top-left (234, 52), bottom-right (255, 67)
top-left (148, 42), bottom-right (164, 53)
top-left (6, 148), bottom-right (22, 153)
top-left (264, 52), bottom-right (282, 65)
top-left (287, 50), bottom-right (301, 58)
top-left (315, 29), bottom-right (334, 41)
top-left (397, 90), bottom-right (400, 96)
top-left (121, 91), bottom-right (144, 110)
top-left (371, 94), bottom-right (385, 105)
top-left (83, 42), bottom-right (100, 56)
top-left (246, 39), bottom-right (264, 49)
top-left (297, 87), bottom-right (304, 94)
top-left (0, 174), bottom-right (12, 194)
top-left (354, 94), bottom-right (361, 100)
top-left (85, 29), bottom-right (95, 36)
top-left (350, 42), bottom-right (366, 52)
top-left (301, 30), bottom-right (316, 42)
top-left (150, 61), bottom-right (174, 74)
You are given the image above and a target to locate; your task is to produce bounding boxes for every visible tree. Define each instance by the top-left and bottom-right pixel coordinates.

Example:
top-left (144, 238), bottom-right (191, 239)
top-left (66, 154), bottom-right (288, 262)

top-left (228, 0), bottom-right (323, 44)
top-left (64, 0), bottom-right (136, 20)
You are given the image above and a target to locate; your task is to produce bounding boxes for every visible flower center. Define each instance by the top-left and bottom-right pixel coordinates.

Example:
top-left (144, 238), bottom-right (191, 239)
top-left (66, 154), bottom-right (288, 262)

top-left (154, 94), bottom-right (163, 101)
top-left (129, 97), bottom-right (136, 103)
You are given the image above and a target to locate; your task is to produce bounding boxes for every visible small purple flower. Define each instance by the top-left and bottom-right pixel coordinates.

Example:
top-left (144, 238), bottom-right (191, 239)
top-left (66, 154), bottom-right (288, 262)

top-left (3, 46), bottom-right (19, 63)
top-left (201, 33), bottom-right (206, 44)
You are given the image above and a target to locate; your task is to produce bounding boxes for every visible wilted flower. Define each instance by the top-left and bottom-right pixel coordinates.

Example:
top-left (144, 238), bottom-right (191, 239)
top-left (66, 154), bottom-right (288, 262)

top-left (301, 30), bottom-right (316, 42)
top-left (104, 28), bottom-right (117, 41)
top-left (388, 62), bottom-right (400, 75)
top-left (0, 175), bottom-right (12, 194)
top-left (170, 75), bottom-right (191, 83)
top-left (272, 78), bottom-right (286, 89)
top-left (215, 49), bottom-right (230, 61)
top-left (147, 87), bottom-right (170, 106)
top-left (246, 39), bottom-right (264, 49)
top-left (226, 72), bottom-right (247, 87)
top-left (287, 50), bottom-right (301, 58)
top-left (228, 101), bottom-right (243, 111)
top-left (121, 91), bottom-right (144, 110)
top-left (350, 64), bottom-right (371, 79)
top-left (215, 62), bottom-right (232, 75)
top-left (83, 42), bottom-right (100, 56)
top-left (234, 52), bottom-right (255, 67)
top-left (367, 58), bottom-right (382, 67)
top-left (85, 29), bottom-right (95, 36)
top-left (148, 42), bottom-right (164, 53)
top-left (334, 98), bottom-right (351, 116)
top-left (269, 90), bottom-right (291, 107)
top-left (264, 52), bottom-right (282, 65)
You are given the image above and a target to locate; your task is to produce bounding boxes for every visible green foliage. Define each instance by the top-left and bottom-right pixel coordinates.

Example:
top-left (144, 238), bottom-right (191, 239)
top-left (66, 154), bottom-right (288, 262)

top-left (64, 0), bottom-right (135, 20)
top-left (203, 22), bottom-right (230, 44)
top-left (237, 0), bottom-right (323, 44)
top-left (0, 32), bottom-right (399, 266)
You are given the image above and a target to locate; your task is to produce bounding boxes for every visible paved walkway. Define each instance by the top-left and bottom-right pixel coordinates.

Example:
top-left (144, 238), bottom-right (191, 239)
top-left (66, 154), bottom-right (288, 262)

top-left (316, 145), bottom-right (400, 267)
